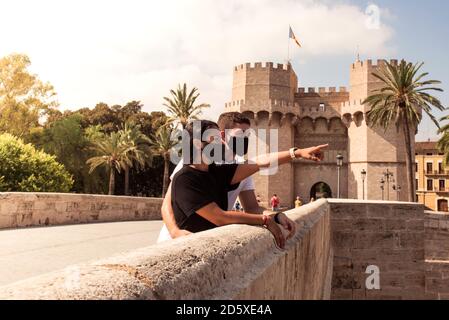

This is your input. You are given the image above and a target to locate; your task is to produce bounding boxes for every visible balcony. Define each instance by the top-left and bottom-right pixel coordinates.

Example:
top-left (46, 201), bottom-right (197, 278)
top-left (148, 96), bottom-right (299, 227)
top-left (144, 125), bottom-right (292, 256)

top-left (434, 187), bottom-right (449, 193)
top-left (426, 170), bottom-right (449, 176)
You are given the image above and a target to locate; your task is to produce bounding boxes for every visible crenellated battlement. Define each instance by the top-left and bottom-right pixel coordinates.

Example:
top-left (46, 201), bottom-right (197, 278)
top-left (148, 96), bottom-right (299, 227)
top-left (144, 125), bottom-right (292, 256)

top-left (340, 100), bottom-right (365, 107)
top-left (352, 59), bottom-right (399, 69)
top-left (225, 99), bottom-right (299, 109)
top-left (297, 87), bottom-right (348, 95)
top-left (234, 62), bottom-right (291, 72)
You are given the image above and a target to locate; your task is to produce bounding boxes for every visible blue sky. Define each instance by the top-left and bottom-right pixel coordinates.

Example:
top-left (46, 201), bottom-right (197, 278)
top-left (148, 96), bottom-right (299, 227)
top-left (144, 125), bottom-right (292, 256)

top-left (0, 0), bottom-right (447, 141)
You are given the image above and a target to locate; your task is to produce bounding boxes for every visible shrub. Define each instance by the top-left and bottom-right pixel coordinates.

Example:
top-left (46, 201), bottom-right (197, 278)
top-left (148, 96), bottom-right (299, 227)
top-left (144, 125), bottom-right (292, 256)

top-left (0, 133), bottom-right (73, 192)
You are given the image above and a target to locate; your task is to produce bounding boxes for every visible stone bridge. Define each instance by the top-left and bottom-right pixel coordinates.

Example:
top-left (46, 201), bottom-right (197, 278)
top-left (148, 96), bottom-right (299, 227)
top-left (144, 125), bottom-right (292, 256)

top-left (0, 193), bottom-right (448, 300)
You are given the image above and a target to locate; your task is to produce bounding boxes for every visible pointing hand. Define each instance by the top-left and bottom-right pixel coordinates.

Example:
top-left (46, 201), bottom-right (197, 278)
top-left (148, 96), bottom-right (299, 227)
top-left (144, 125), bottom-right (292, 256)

top-left (298, 144), bottom-right (329, 162)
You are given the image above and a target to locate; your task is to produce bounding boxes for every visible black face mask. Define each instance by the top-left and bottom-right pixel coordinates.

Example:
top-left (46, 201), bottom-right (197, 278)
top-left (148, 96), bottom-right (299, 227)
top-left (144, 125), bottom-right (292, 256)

top-left (228, 136), bottom-right (249, 157)
top-left (203, 142), bottom-right (226, 164)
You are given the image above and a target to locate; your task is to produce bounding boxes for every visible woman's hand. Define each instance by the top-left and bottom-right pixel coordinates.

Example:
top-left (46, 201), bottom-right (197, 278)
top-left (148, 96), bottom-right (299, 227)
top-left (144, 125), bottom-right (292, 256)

top-left (275, 213), bottom-right (297, 239)
top-left (265, 216), bottom-right (286, 249)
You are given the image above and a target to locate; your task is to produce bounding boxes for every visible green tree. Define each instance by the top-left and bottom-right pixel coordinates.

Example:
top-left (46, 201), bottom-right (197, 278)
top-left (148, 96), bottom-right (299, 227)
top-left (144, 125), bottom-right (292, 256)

top-left (23, 101), bottom-right (169, 196)
top-left (119, 122), bottom-right (152, 195)
top-left (0, 133), bottom-right (73, 192)
top-left (28, 114), bottom-right (108, 194)
top-left (437, 117), bottom-right (449, 167)
top-left (0, 54), bottom-right (58, 137)
top-left (149, 125), bottom-right (179, 196)
top-left (86, 132), bottom-right (133, 195)
top-left (163, 83), bottom-right (210, 129)
top-left (363, 60), bottom-right (444, 202)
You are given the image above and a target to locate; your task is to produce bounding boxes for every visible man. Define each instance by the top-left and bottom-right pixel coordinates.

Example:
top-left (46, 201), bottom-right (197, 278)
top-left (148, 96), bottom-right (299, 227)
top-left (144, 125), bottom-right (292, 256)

top-left (168, 119), bottom-right (328, 248)
top-left (157, 112), bottom-right (281, 242)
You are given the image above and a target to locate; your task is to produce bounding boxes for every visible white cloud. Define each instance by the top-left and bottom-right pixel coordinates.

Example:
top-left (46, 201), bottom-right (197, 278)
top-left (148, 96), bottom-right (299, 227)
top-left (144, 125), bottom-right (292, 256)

top-left (0, 0), bottom-right (395, 120)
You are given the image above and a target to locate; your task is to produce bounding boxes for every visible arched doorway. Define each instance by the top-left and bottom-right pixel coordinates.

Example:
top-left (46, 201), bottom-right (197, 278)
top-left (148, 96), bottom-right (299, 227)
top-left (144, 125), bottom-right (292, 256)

top-left (437, 199), bottom-right (448, 212)
top-left (310, 182), bottom-right (333, 200)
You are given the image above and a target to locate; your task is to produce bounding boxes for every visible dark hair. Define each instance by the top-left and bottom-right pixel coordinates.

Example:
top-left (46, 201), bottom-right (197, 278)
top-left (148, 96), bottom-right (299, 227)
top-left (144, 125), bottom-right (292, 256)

top-left (184, 120), bottom-right (219, 164)
top-left (217, 112), bottom-right (251, 131)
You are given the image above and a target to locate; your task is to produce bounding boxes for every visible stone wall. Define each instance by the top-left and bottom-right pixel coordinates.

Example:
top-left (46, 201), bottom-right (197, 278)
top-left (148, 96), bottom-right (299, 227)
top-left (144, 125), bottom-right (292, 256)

top-left (425, 211), bottom-right (449, 299)
top-left (0, 193), bottom-right (163, 229)
top-left (329, 200), bottom-right (426, 300)
top-left (3, 198), bottom-right (449, 300)
top-left (0, 200), bottom-right (333, 300)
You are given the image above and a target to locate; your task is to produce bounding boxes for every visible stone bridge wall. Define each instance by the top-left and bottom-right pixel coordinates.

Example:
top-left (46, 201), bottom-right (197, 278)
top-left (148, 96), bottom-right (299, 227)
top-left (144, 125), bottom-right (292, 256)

top-left (424, 211), bottom-right (449, 299)
top-left (2, 197), bottom-right (449, 300)
top-left (0, 193), bottom-right (163, 229)
top-left (329, 200), bottom-right (426, 300)
top-left (0, 200), bottom-right (333, 300)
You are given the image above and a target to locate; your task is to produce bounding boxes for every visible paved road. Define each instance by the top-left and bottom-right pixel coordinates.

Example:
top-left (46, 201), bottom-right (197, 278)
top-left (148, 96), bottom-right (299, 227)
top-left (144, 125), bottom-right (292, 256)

top-left (0, 221), bottom-right (164, 286)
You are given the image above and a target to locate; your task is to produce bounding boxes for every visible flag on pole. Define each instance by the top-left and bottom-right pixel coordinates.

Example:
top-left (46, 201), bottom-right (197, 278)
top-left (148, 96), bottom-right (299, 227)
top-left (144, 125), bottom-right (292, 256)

top-left (289, 26), bottom-right (302, 48)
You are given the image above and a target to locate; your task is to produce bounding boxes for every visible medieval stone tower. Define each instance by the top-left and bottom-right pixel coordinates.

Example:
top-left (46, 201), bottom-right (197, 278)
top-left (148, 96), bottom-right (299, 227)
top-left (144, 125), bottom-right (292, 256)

top-left (225, 59), bottom-right (415, 206)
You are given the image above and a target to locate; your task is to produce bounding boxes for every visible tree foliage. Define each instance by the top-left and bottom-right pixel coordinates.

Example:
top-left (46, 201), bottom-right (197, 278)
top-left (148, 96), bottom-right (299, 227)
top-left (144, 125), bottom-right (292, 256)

top-left (149, 124), bottom-right (180, 196)
top-left (0, 52), bottom-right (208, 197)
top-left (0, 133), bottom-right (73, 192)
top-left (164, 83), bottom-right (210, 129)
top-left (0, 54), bottom-right (58, 137)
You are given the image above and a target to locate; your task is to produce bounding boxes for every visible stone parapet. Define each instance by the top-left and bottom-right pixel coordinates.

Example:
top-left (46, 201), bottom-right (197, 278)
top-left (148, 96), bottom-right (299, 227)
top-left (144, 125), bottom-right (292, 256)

top-left (0, 193), bottom-right (163, 229)
top-left (2, 199), bottom-right (448, 300)
top-left (329, 199), bottom-right (426, 300)
top-left (0, 200), bottom-right (332, 300)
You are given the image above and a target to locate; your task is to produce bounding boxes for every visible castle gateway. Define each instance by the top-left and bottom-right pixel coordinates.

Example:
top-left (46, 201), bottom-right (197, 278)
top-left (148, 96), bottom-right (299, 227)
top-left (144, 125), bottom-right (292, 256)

top-left (225, 60), bottom-right (416, 207)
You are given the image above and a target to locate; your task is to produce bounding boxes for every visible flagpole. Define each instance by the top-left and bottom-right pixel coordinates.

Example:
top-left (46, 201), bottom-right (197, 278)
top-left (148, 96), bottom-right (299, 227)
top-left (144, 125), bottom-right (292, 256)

top-left (287, 26), bottom-right (291, 65)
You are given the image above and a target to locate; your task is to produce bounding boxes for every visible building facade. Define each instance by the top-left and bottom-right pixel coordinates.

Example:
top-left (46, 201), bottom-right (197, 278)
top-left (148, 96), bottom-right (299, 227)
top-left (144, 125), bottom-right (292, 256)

top-left (416, 141), bottom-right (449, 212)
top-left (224, 59), bottom-right (416, 207)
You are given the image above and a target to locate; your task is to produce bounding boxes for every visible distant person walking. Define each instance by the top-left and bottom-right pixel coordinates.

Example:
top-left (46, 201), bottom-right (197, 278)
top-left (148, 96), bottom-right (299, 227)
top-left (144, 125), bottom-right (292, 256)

top-left (234, 200), bottom-right (242, 211)
top-left (294, 196), bottom-right (302, 208)
top-left (270, 194), bottom-right (280, 211)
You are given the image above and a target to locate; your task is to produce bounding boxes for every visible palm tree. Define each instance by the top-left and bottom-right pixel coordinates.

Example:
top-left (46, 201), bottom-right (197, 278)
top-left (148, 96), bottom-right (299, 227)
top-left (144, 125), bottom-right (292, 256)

top-left (149, 125), bottom-right (179, 196)
top-left (437, 117), bottom-right (449, 166)
top-left (86, 132), bottom-right (133, 195)
top-left (363, 60), bottom-right (445, 202)
top-left (163, 83), bottom-right (210, 129)
top-left (119, 122), bottom-right (152, 195)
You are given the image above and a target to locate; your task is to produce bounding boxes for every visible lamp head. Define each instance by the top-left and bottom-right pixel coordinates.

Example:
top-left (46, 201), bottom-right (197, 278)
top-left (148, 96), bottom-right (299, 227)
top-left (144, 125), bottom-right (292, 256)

top-left (336, 154), bottom-right (344, 166)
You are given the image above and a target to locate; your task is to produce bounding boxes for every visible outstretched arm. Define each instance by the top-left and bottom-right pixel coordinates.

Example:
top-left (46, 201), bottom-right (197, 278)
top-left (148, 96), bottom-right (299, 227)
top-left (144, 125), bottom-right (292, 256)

top-left (231, 144), bottom-right (329, 185)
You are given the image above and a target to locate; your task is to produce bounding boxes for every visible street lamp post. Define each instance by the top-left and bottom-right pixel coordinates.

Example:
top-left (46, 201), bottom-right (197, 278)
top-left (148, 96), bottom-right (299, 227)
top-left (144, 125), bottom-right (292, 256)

top-left (336, 154), bottom-right (343, 199)
top-left (383, 169), bottom-right (394, 201)
top-left (393, 184), bottom-right (402, 201)
top-left (361, 169), bottom-right (367, 200)
top-left (380, 178), bottom-right (385, 201)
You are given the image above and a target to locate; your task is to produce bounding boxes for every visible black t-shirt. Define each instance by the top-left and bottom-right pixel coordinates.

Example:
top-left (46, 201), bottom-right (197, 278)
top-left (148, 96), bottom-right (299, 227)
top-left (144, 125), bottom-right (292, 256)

top-left (171, 163), bottom-right (239, 233)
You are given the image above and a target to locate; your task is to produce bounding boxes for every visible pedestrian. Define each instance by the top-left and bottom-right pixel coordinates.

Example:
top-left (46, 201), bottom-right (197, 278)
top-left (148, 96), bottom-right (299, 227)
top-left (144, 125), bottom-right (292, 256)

top-left (235, 200), bottom-right (241, 211)
top-left (270, 194), bottom-right (280, 211)
top-left (294, 196), bottom-right (302, 208)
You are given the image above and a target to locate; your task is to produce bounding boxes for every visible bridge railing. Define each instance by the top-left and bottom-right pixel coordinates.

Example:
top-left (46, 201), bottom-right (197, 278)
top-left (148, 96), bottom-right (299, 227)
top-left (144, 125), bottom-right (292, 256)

top-left (0, 192), bottom-right (162, 230)
top-left (0, 200), bottom-right (332, 300)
